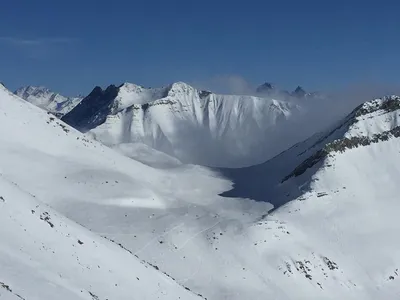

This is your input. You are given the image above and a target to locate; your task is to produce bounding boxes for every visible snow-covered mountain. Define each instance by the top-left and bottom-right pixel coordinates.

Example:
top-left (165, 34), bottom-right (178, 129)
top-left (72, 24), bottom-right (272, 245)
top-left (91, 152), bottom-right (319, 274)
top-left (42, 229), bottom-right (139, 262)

top-left (2, 82), bottom-right (400, 299)
top-left (62, 81), bottom-right (312, 167)
top-left (15, 86), bottom-right (82, 117)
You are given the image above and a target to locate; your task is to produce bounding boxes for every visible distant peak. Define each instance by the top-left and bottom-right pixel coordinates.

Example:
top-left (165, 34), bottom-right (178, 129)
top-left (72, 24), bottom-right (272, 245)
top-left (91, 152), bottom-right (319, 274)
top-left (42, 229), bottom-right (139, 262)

top-left (256, 82), bottom-right (275, 94)
top-left (292, 86), bottom-right (306, 98)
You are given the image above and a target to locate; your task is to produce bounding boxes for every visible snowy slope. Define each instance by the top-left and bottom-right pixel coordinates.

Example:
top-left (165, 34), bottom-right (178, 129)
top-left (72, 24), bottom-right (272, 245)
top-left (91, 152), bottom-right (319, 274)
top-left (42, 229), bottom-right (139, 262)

top-left (63, 82), bottom-right (303, 167)
top-left (0, 85), bottom-right (210, 300)
top-left (0, 177), bottom-right (204, 300)
top-left (15, 86), bottom-right (82, 117)
top-left (1, 82), bottom-right (400, 300)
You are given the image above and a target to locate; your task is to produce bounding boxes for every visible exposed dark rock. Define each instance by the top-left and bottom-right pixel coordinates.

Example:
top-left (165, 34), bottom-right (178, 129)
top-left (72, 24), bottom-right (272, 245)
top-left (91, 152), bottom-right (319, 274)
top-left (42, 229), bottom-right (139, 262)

top-left (282, 149), bottom-right (327, 182)
top-left (62, 85), bottom-right (119, 132)
top-left (355, 96), bottom-right (400, 117)
top-left (40, 212), bottom-right (54, 228)
top-left (199, 90), bottom-right (212, 99)
top-left (88, 291), bottom-right (99, 300)
top-left (322, 256), bottom-right (339, 270)
top-left (0, 282), bottom-right (12, 292)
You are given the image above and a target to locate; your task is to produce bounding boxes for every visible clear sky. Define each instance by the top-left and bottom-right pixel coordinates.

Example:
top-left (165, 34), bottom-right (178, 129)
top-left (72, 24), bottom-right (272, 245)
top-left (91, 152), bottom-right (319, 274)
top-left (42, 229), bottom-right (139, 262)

top-left (1, 0), bottom-right (399, 96)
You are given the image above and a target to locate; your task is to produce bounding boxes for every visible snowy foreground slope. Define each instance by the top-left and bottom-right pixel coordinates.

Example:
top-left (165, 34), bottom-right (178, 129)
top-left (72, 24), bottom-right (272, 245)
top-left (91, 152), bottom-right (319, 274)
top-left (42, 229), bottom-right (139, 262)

top-left (15, 86), bottom-right (82, 117)
top-left (0, 85), bottom-right (206, 300)
top-left (1, 83), bottom-right (400, 300)
top-left (61, 82), bottom-right (305, 167)
top-left (0, 178), bottom-right (204, 300)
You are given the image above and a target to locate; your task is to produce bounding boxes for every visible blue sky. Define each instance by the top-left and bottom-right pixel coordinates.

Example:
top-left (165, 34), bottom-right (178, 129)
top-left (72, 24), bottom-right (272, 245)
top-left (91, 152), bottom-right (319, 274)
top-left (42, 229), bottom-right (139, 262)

top-left (1, 0), bottom-right (399, 95)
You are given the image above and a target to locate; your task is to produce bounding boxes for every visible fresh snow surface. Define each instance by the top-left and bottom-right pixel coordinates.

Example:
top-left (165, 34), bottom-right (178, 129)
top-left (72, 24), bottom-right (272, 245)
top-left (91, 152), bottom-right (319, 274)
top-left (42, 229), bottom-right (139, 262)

top-left (15, 86), bottom-right (82, 117)
top-left (1, 85), bottom-right (400, 300)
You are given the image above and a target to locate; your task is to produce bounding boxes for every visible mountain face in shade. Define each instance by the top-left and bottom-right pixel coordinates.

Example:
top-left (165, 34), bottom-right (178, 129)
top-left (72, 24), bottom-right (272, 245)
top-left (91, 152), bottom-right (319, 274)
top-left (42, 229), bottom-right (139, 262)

top-left (61, 85), bottom-right (119, 130)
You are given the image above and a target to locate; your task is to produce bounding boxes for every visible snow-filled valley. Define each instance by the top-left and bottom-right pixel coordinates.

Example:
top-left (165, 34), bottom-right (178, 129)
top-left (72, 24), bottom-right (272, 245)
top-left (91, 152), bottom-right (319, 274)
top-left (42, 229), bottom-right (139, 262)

top-left (2, 82), bottom-right (400, 300)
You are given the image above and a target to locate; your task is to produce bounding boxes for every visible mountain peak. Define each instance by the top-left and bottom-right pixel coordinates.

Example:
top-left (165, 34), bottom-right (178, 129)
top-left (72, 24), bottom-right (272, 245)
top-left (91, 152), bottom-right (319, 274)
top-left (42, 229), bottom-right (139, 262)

top-left (167, 82), bottom-right (196, 96)
top-left (292, 86), bottom-right (306, 98)
top-left (170, 81), bottom-right (194, 89)
top-left (256, 82), bottom-right (275, 94)
top-left (120, 82), bottom-right (144, 89)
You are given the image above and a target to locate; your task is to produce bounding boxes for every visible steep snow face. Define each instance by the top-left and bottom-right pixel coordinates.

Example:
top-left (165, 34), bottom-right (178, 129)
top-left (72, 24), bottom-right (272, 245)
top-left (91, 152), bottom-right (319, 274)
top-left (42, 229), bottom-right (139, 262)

top-left (15, 86), bottom-right (82, 117)
top-left (74, 82), bottom-right (301, 167)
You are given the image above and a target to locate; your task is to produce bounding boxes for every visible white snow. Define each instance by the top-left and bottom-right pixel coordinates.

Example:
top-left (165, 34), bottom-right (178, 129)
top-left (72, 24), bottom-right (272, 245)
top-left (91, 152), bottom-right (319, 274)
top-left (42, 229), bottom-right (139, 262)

top-left (1, 84), bottom-right (400, 300)
top-left (110, 83), bottom-right (169, 112)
